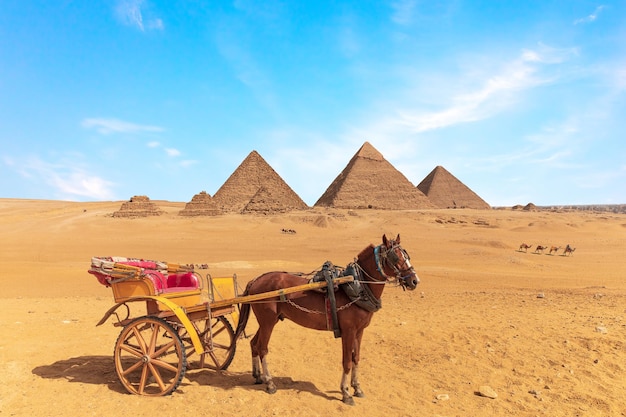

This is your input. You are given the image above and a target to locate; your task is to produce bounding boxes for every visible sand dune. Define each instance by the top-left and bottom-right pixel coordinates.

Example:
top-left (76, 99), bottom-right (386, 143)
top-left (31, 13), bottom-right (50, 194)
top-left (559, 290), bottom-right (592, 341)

top-left (1, 199), bottom-right (625, 416)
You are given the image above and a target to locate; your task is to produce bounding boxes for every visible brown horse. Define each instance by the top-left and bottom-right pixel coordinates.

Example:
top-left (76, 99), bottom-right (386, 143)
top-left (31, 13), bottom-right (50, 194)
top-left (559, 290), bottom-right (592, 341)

top-left (234, 234), bottom-right (419, 405)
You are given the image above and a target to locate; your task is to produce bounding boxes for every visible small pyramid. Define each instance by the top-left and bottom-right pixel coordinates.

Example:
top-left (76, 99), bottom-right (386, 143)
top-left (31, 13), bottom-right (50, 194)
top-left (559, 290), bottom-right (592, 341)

top-left (417, 166), bottom-right (491, 209)
top-left (213, 150), bottom-right (309, 213)
top-left (113, 195), bottom-right (163, 217)
top-left (314, 142), bottom-right (435, 209)
top-left (179, 191), bottom-right (222, 216)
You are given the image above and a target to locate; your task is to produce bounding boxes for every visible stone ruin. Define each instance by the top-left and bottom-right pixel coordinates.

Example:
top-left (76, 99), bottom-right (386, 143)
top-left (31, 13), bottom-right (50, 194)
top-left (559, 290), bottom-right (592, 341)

top-left (112, 195), bottom-right (163, 218)
top-left (179, 191), bottom-right (222, 216)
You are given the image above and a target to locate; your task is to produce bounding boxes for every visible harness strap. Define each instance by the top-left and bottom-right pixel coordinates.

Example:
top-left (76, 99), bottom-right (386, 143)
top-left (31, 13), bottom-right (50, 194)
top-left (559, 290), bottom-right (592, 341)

top-left (323, 265), bottom-right (341, 338)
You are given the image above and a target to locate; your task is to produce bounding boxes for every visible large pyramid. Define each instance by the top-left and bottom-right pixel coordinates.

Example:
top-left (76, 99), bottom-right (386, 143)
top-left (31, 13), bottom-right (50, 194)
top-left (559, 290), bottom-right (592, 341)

top-left (417, 165), bottom-right (491, 209)
top-left (179, 191), bottom-right (222, 216)
top-left (314, 142), bottom-right (435, 209)
top-left (212, 150), bottom-right (309, 213)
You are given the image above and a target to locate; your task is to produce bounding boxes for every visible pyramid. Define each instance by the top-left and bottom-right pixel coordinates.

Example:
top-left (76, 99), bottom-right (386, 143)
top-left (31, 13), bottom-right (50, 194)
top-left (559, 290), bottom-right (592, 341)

top-left (212, 150), bottom-right (309, 213)
top-left (179, 191), bottom-right (222, 216)
top-left (314, 142), bottom-right (435, 209)
top-left (242, 186), bottom-right (294, 214)
top-left (417, 166), bottom-right (491, 209)
top-left (112, 195), bottom-right (163, 217)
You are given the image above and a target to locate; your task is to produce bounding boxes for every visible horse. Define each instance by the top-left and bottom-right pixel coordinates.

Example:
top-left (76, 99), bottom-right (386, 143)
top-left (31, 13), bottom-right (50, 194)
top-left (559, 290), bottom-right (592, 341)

top-left (234, 234), bottom-right (419, 405)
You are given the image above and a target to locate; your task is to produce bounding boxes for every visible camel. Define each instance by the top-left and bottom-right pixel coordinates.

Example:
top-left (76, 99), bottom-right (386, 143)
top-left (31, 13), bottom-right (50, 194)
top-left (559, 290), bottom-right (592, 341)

top-left (519, 243), bottom-right (532, 252)
top-left (563, 244), bottom-right (576, 256)
top-left (534, 245), bottom-right (547, 254)
top-left (549, 246), bottom-right (561, 255)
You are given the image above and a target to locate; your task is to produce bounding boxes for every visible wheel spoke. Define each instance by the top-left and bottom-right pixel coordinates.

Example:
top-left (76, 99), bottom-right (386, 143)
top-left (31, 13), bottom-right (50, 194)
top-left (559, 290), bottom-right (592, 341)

top-left (148, 363), bottom-right (167, 391)
top-left (152, 340), bottom-right (177, 359)
top-left (148, 323), bottom-right (160, 355)
top-left (120, 343), bottom-right (143, 358)
top-left (131, 326), bottom-right (148, 353)
top-left (121, 359), bottom-right (145, 376)
top-left (138, 362), bottom-right (150, 395)
top-left (150, 358), bottom-right (180, 373)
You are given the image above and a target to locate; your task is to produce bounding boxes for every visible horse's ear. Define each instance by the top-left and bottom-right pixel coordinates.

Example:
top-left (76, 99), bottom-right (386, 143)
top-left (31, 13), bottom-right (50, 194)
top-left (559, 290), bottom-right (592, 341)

top-left (382, 234), bottom-right (388, 246)
top-left (396, 234), bottom-right (401, 244)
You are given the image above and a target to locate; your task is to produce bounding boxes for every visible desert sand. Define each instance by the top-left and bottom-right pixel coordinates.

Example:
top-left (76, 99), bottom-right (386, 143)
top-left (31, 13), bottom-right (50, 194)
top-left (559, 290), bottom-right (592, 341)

top-left (0, 199), bottom-right (625, 416)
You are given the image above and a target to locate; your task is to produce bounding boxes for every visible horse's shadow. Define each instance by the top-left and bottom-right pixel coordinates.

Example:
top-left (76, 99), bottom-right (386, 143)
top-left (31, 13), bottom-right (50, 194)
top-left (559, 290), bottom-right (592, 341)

top-left (183, 366), bottom-right (338, 401)
top-left (32, 356), bottom-right (338, 401)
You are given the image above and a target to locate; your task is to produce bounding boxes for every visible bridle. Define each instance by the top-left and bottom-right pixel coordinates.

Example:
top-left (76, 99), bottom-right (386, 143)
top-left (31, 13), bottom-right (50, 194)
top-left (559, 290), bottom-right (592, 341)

top-left (373, 241), bottom-right (417, 289)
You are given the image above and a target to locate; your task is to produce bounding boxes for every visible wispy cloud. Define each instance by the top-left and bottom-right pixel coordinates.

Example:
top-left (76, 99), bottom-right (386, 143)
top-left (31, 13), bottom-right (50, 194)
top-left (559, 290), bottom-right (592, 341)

top-left (574, 5), bottom-right (606, 25)
top-left (12, 156), bottom-right (116, 200)
top-left (114, 0), bottom-right (164, 32)
top-left (389, 45), bottom-right (576, 133)
top-left (82, 118), bottom-right (164, 135)
top-left (391, 0), bottom-right (417, 26)
top-left (164, 148), bottom-right (181, 157)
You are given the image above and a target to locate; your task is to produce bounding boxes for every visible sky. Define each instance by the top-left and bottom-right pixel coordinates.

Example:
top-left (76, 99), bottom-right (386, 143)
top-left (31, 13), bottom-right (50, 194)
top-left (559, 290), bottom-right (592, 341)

top-left (1, 1), bottom-right (624, 207)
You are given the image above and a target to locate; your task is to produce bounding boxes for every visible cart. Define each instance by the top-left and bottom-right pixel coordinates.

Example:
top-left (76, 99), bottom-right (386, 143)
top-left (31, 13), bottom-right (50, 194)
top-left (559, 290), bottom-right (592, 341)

top-left (88, 256), bottom-right (353, 396)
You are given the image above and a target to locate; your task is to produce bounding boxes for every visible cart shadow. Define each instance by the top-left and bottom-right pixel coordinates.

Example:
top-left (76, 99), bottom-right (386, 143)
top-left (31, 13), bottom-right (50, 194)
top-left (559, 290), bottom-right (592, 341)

top-left (33, 356), bottom-right (338, 401)
top-left (31, 355), bottom-right (127, 394)
top-left (183, 368), bottom-right (339, 401)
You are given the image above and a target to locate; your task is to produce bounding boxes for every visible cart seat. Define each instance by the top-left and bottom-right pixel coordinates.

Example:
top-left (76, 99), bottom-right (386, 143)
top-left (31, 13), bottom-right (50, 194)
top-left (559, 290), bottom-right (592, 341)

top-left (164, 272), bottom-right (199, 293)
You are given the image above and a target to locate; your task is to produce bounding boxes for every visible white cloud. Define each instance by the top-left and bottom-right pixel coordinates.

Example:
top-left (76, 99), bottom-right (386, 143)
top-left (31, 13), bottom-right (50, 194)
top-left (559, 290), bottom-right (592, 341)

top-left (180, 160), bottom-right (198, 168)
top-left (82, 118), bottom-right (164, 135)
top-left (387, 45), bottom-right (576, 134)
top-left (114, 0), bottom-right (164, 32)
top-left (574, 5), bottom-right (606, 25)
top-left (165, 148), bottom-right (181, 157)
top-left (14, 156), bottom-right (116, 200)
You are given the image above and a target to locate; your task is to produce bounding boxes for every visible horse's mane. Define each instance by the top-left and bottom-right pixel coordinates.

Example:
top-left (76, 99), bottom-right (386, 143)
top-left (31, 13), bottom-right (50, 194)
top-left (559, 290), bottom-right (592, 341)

top-left (356, 244), bottom-right (375, 260)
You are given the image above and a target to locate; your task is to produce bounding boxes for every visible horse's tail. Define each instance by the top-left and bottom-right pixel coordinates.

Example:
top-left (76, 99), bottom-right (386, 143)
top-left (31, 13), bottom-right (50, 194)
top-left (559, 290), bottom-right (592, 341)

top-left (234, 281), bottom-right (254, 340)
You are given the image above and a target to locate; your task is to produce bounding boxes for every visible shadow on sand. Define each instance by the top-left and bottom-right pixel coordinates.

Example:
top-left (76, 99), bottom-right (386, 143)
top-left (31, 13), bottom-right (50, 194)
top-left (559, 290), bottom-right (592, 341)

top-left (32, 356), bottom-right (338, 401)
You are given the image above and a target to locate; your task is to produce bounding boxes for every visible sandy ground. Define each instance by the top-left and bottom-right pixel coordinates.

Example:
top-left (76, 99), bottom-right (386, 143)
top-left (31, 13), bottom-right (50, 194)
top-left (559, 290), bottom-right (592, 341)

top-left (0, 199), bottom-right (625, 417)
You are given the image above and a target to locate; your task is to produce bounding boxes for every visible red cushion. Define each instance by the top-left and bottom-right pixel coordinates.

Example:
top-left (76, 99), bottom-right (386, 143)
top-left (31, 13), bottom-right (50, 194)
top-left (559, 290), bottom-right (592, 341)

top-left (166, 272), bottom-right (199, 289)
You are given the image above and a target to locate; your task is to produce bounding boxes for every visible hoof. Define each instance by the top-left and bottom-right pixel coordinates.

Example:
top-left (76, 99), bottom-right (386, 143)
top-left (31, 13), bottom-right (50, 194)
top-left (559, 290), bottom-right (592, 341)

top-left (266, 383), bottom-right (277, 394)
top-left (354, 390), bottom-right (365, 398)
top-left (342, 396), bottom-right (355, 406)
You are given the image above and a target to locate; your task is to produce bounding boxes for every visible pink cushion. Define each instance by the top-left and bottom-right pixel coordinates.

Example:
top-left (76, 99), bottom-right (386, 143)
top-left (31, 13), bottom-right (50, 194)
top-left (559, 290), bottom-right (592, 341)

top-left (166, 272), bottom-right (199, 289)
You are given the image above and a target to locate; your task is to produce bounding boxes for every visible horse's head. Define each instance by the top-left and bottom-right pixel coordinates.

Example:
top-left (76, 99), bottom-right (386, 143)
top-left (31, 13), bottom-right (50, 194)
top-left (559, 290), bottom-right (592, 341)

top-left (380, 234), bottom-right (420, 290)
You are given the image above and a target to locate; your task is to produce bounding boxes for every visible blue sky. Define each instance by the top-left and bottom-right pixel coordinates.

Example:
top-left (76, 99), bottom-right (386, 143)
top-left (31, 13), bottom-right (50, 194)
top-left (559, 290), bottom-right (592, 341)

top-left (1, 1), bottom-right (624, 206)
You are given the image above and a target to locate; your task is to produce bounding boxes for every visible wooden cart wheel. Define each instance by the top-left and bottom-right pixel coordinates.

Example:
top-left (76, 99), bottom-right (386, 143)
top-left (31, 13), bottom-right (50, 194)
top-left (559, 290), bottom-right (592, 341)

top-left (202, 316), bottom-right (237, 370)
top-left (181, 315), bottom-right (236, 371)
top-left (114, 316), bottom-right (187, 396)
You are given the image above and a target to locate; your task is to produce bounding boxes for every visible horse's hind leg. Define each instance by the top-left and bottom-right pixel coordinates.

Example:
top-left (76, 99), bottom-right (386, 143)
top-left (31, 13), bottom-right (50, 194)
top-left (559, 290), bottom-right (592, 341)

top-left (351, 330), bottom-right (365, 398)
top-left (250, 332), bottom-right (262, 384)
top-left (340, 330), bottom-right (357, 405)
